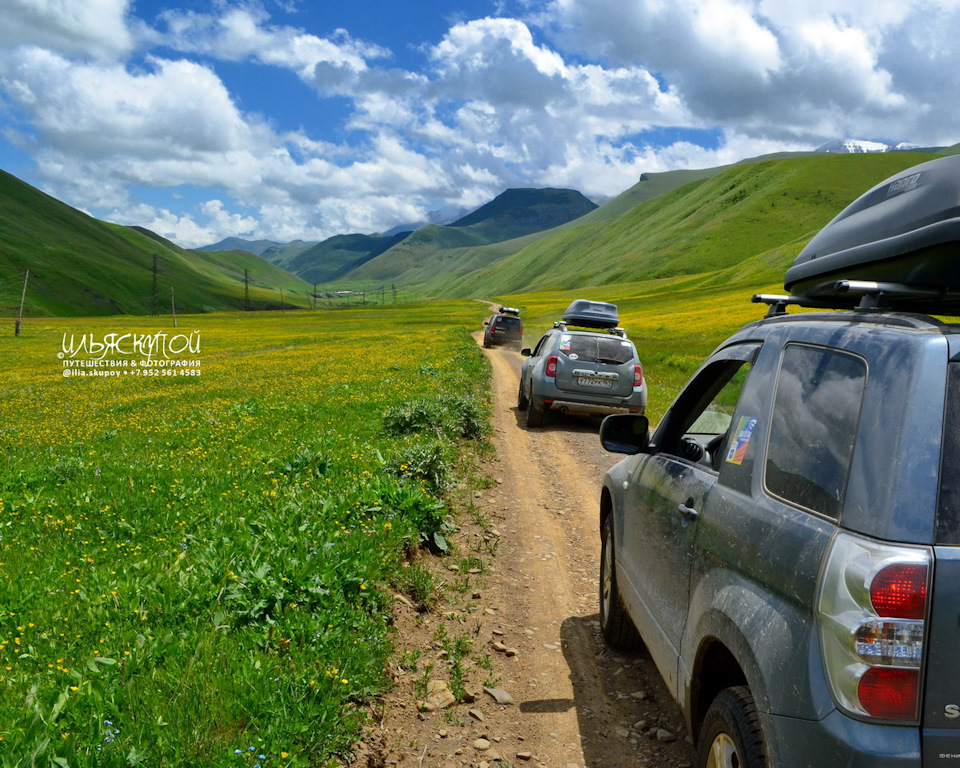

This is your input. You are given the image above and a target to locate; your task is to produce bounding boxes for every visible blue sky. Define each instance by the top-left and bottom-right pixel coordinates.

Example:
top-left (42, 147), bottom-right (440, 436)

top-left (1, 0), bottom-right (958, 248)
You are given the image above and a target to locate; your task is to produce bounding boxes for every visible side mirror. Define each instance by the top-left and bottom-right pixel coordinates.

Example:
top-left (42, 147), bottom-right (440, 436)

top-left (483, 320), bottom-right (490, 326)
top-left (520, 348), bottom-right (532, 357)
top-left (600, 414), bottom-right (650, 454)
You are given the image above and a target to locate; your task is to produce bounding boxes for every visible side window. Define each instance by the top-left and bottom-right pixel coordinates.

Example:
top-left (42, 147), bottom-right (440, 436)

top-left (655, 350), bottom-right (757, 472)
top-left (686, 365), bottom-right (751, 436)
top-left (675, 362), bottom-right (753, 471)
top-left (532, 334), bottom-right (551, 357)
top-left (765, 344), bottom-right (866, 519)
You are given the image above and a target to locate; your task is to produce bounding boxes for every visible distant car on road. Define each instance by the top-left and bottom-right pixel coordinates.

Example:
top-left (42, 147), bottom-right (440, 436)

top-left (483, 307), bottom-right (523, 348)
top-left (518, 301), bottom-right (646, 428)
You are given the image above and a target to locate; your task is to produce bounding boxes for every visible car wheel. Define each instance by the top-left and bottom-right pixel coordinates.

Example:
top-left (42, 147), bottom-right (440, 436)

top-left (599, 515), bottom-right (642, 651)
top-left (517, 380), bottom-right (529, 411)
top-left (525, 395), bottom-right (546, 427)
top-left (697, 687), bottom-right (766, 768)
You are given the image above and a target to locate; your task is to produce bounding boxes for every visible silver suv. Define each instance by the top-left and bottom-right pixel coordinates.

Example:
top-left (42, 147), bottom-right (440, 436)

top-left (519, 301), bottom-right (646, 428)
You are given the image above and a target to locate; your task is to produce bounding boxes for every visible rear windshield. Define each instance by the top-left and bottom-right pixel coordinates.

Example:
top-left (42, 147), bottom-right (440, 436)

top-left (494, 316), bottom-right (522, 329)
top-left (559, 334), bottom-right (635, 365)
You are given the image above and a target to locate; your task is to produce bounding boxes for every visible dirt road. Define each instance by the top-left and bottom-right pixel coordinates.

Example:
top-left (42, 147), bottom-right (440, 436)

top-left (371, 342), bottom-right (697, 768)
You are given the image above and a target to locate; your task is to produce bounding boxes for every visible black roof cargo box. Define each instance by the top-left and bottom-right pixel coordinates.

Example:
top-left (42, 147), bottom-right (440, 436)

top-left (784, 154), bottom-right (960, 312)
top-left (561, 300), bottom-right (620, 328)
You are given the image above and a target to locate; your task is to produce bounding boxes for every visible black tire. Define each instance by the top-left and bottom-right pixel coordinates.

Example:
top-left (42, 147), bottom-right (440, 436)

top-left (517, 380), bottom-right (529, 411)
top-left (599, 515), bottom-right (642, 651)
top-left (697, 687), bottom-right (767, 768)
top-left (525, 395), bottom-right (546, 427)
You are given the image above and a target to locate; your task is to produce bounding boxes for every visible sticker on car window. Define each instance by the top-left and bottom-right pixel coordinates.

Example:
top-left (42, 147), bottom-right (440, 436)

top-left (725, 416), bottom-right (758, 465)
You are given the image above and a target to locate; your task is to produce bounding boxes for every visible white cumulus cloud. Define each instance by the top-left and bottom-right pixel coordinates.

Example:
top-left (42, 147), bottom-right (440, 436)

top-left (0, 0), bottom-right (958, 249)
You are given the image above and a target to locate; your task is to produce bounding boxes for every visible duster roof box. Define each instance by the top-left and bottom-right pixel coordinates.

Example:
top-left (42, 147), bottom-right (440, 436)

top-left (783, 154), bottom-right (960, 313)
top-left (561, 300), bottom-right (620, 329)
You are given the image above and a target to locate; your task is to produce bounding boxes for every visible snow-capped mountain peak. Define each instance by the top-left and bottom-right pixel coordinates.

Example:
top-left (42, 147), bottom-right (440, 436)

top-left (815, 138), bottom-right (918, 154)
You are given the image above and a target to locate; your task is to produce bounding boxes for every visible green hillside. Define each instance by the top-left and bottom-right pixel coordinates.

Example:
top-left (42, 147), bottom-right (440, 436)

top-left (325, 170), bottom-right (725, 294)
top-left (0, 170), bottom-right (311, 317)
top-left (196, 237), bottom-right (283, 256)
top-left (434, 152), bottom-right (943, 297)
top-left (259, 239), bottom-right (319, 269)
top-left (288, 231), bottom-right (413, 284)
top-left (448, 187), bottom-right (597, 232)
top-left (576, 167), bottom-right (726, 224)
top-left (342, 188), bottom-right (596, 283)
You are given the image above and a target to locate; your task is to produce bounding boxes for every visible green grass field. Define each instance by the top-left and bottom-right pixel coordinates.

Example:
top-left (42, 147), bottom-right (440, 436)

top-left (0, 302), bottom-right (490, 767)
top-left (3, 271), bottom-right (923, 765)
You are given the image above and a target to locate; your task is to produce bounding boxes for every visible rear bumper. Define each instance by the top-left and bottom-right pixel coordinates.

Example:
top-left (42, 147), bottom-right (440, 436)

top-left (545, 399), bottom-right (644, 416)
top-left (761, 709), bottom-right (921, 767)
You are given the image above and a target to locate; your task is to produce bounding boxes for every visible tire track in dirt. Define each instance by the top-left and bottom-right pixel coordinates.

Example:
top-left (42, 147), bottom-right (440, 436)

top-left (473, 343), bottom-right (696, 768)
top-left (372, 338), bottom-right (696, 768)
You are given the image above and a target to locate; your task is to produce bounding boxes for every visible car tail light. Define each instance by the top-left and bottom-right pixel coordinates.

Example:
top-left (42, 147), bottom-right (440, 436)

top-left (545, 355), bottom-right (558, 378)
top-left (858, 668), bottom-right (921, 720)
top-left (870, 563), bottom-right (927, 619)
top-left (818, 532), bottom-right (931, 722)
top-left (633, 364), bottom-right (644, 388)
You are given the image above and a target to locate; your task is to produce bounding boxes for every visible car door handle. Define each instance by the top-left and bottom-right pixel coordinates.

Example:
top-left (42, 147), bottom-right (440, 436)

top-left (677, 502), bottom-right (699, 522)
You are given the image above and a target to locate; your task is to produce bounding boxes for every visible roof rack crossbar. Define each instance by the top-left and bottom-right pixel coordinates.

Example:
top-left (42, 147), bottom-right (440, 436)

top-left (752, 294), bottom-right (837, 317)
top-left (834, 280), bottom-right (942, 298)
top-left (834, 280), bottom-right (960, 311)
top-left (553, 320), bottom-right (628, 337)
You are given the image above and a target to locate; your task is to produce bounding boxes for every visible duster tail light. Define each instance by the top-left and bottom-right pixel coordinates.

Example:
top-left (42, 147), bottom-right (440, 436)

top-left (545, 355), bottom-right (558, 378)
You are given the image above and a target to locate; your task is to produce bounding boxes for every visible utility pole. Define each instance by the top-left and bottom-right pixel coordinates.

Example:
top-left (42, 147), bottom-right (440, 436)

top-left (280, 287), bottom-right (285, 313)
top-left (171, 287), bottom-right (178, 327)
top-left (244, 269), bottom-right (251, 311)
top-left (151, 255), bottom-right (160, 316)
top-left (15, 269), bottom-right (28, 337)
top-left (313, 283), bottom-right (317, 310)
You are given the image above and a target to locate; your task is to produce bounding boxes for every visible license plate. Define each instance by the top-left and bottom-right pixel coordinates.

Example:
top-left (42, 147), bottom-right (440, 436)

top-left (577, 376), bottom-right (613, 389)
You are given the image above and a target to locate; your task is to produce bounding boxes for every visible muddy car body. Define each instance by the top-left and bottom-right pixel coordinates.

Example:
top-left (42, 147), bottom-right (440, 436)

top-left (597, 155), bottom-right (960, 767)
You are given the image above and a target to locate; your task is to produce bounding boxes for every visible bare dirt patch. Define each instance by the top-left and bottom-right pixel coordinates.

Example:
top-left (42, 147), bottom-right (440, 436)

top-left (364, 338), bottom-right (697, 768)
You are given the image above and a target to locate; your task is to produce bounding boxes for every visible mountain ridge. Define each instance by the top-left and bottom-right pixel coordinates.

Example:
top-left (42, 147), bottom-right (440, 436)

top-left (0, 169), bottom-right (311, 316)
top-left (4, 141), bottom-right (959, 317)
